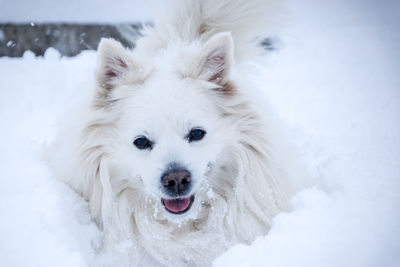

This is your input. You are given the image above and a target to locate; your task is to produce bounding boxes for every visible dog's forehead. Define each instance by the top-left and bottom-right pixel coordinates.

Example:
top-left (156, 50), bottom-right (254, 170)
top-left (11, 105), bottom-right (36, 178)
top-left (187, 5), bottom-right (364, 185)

top-left (121, 69), bottom-right (219, 134)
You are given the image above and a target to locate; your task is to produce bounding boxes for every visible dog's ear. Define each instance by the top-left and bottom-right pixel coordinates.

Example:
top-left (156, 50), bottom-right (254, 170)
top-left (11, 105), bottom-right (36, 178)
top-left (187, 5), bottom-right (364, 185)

top-left (96, 38), bottom-right (133, 92)
top-left (197, 32), bottom-right (234, 89)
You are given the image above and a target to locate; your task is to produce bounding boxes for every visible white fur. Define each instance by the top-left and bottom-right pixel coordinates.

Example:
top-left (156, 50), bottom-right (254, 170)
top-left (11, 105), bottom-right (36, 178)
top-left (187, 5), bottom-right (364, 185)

top-left (48, 0), bottom-right (305, 266)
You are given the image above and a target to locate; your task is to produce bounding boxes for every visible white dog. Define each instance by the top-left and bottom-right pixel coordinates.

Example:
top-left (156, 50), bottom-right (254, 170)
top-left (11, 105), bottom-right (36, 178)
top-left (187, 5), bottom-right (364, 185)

top-left (49, 0), bottom-right (305, 266)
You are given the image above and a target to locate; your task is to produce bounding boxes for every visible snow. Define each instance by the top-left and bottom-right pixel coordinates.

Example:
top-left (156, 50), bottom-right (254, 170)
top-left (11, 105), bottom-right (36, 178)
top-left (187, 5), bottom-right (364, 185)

top-left (0, 0), bottom-right (399, 266)
top-left (215, 0), bottom-right (400, 266)
top-left (0, 50), bottom-right (101, 266)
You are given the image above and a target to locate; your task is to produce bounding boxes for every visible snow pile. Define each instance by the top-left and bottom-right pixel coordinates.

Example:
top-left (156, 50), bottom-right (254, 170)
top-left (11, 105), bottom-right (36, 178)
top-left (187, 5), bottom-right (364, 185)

top-left (0, 50), bottom-right (101, 266)
top-left (215, 0), bottom-right (400, 266)
top-left (0, 0), bottom-right (399, 266)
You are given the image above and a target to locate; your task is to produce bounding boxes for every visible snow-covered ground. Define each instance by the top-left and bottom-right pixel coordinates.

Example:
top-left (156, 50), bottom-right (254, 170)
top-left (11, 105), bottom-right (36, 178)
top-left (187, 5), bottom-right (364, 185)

top-left (0, 0), bottom-right (399, 266)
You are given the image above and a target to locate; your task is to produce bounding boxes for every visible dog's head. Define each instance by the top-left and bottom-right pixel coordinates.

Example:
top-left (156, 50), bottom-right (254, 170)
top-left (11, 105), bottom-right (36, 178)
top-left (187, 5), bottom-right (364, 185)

top-left (92, 33), bottom-right (240, 220)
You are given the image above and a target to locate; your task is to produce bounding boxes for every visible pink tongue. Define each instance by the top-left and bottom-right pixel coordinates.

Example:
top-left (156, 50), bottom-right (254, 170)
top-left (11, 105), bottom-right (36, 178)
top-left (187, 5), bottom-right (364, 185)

top-left (164, 197), bottom-right (191, 213)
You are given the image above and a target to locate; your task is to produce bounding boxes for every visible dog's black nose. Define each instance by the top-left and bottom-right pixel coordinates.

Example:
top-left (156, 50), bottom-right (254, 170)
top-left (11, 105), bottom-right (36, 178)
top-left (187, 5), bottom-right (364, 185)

top-left (161, 169), bottom-right (191, 196)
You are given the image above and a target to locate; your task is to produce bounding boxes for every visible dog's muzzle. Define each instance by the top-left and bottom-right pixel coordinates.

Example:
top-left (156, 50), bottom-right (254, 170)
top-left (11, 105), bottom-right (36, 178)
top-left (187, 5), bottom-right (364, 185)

top-left (160, 164), bottom-right (194, 214)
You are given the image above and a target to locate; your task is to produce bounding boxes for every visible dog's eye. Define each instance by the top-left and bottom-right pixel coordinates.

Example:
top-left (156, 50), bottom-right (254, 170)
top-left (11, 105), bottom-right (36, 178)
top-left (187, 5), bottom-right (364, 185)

top-left (133, 136), bottom-right (153, 150)
top-left (187, 128), bottom-right (206, 142)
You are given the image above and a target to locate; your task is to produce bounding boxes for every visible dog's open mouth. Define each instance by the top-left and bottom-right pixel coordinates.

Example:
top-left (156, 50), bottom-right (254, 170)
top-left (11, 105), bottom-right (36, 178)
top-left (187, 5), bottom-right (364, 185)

top-left (161, 195), bottom-right (195, 214)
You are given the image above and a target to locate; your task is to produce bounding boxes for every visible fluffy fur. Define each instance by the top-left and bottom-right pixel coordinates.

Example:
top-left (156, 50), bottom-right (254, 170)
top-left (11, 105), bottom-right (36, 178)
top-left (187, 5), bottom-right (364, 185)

top-left (49, 0), bottom-right (304, 266)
